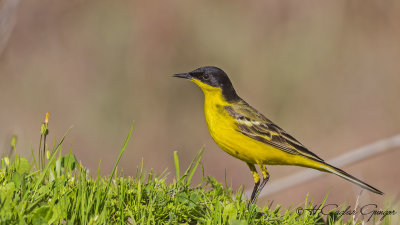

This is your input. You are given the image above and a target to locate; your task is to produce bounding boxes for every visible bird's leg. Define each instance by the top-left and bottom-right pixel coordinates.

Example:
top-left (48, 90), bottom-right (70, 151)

top-left (251, 165), bottom-right (270, 217)
top-left (246, 163), bottom-right (260, 205)
top-left (257, 164), bottom-right (270, 196)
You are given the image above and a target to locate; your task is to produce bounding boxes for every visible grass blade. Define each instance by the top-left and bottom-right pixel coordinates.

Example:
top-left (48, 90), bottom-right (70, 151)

top-left (101, 121), bottom-right (134, 208)
top-left (174, 151), bottom-right (180, 180)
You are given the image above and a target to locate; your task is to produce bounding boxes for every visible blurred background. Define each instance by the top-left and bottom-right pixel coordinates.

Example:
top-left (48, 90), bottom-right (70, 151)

top-left (0, 0), bottom-right (399, 209)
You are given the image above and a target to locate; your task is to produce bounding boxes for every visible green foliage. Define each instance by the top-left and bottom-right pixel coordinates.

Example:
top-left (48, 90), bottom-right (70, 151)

top-left (0, 121), bottom-right (395, 224)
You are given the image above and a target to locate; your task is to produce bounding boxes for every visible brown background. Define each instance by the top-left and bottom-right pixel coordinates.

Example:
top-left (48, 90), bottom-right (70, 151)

top-left (0, 0), bottom-right (399, 212)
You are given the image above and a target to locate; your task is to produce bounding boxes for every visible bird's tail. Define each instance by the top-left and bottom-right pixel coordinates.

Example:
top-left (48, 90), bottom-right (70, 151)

top-left (320, 162), bottom-right (383, 195)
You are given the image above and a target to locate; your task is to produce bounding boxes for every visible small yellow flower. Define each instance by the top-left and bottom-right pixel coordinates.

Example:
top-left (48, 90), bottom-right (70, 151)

top-left (45, 112), bottom-right (49, 124)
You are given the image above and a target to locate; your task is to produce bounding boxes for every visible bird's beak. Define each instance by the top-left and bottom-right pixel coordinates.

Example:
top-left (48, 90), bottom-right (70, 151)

top-left (173, 73), bottom-right (192, 79)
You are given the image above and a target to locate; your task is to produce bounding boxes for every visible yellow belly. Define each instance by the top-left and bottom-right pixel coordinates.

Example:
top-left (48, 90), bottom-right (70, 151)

top-left (205, 103), bottom-right (283, 164)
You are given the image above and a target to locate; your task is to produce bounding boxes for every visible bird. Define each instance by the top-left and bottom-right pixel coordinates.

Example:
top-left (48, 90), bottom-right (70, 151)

top-left (173, 66), bottom-right (383, 204)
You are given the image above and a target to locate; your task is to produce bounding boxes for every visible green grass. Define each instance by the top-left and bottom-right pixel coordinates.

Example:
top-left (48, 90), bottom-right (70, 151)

top-left (0, 119), bottom-right (396, 224)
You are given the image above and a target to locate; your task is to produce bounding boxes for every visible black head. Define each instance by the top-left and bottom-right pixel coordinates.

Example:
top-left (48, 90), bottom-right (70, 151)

top-left (173, 66), bottom-right (240, 102)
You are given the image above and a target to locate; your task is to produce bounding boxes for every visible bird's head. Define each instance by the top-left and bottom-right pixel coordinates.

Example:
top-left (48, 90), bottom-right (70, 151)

top-left (173, 66), bottom-right (240, 102)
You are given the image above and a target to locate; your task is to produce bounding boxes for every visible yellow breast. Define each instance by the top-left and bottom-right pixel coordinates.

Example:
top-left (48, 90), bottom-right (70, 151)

top-left (194, 80), bottom-right (274, 164)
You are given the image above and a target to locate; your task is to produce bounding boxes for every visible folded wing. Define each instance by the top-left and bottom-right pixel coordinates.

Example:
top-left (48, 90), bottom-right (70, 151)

top-left (225, 101), bottom-right (324, 162)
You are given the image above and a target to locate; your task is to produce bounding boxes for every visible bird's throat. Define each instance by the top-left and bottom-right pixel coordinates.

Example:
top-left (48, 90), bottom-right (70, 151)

top-left (192, 79), bottom-right (239, 103)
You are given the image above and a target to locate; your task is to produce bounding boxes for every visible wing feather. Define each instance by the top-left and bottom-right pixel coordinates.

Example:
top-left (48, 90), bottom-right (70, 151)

top-left (225, 101), bottom-right (324, 162)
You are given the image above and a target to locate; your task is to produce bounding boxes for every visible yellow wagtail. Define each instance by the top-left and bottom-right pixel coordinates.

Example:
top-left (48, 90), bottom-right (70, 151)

top-left (173, 66), bottom-right (383, 204)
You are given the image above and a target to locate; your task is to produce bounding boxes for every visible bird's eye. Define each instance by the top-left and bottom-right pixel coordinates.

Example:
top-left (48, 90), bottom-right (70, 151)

top-left (203, 74), bottom-right (209, 80)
